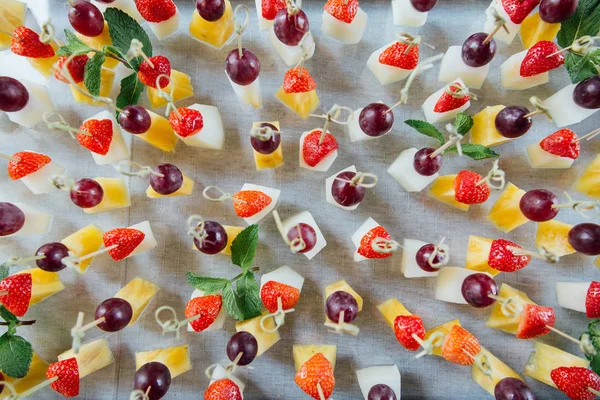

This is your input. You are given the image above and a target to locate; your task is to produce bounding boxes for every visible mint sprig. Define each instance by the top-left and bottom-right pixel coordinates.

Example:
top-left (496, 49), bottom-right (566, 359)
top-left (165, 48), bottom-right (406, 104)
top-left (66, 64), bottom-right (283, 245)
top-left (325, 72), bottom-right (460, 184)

top-left (583, 319), bottom-right (600, 374)
top-left (404, 120), bottom-right (445, 145)
top-left (56, 30), bottom-right (93, 56)
top-left (0, 334), bottom-right (32, 378)
top-left (84, 53), bottom-right (105, 96)
top-left (105, 7), bottom-right (152, 70)
top-left (116, 73), bottom-right (144, 115)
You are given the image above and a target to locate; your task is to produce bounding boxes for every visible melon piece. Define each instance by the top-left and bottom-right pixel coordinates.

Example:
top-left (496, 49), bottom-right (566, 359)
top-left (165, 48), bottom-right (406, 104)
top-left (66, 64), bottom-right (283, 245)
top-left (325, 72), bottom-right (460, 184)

top-left (429, 175), bottom-right (470, 211)
top-left (83, 177), bottom-right (131, 214)
top-left (175, 104), bottom-right (224, 150)
top-left (275, 87), bottom-right (320, 119)
top-left (574, 155), bottom-right (600, 200)
top-left (526, 140), bottom-right (575, 169)
top-left (555, 281), bottom-right (589, 314)
top-left (356, 365), bottom-right (401, 400)
top-left (486, 284), bottom-right (535, 334)
top-left (391, 0), bottom-right (427, 27)
top-left (253, 121), bottom-right (283, 170)
top-left (321, 7), bottom-right (367, 44)
top-left (260, 265), bottom-right (305, 292)
top-left (465, 235), bottom-right (498, 276)
top-left (135, 345), bottom-right (192, 378)
top-left (147, 9), bottom-right (180, 40)
top-left (269, 29), bottom-right (315, 67)
top-left (114, 277), bottom-right (160, 324)
top-left (146, 173), bottom-right (194, 198)
top-left (5, 79), bottom-right (53, 128)
top-left (472, 347), bottom-right (522, 396)
top-left (487, 183), bottom-right (528, 232)
top-left (8, 203), bottom-right (52, 237)
top-left (135, 110), bottom-right (178, 152)
top-left (500, 50), bottom-right (549, 90)
top-left (523, 342), bottom-right (588, 387)
top-left (366, 41), bottom-right (413, 86)
top-left (544, 83), bottom-right (599, 128)
top-left (436, 267), bottom-right (493, 304)
top-left (58, 338), bottom-right (114, 378)
top-left (236, 313), bottom-right (280, 356)
top-left (470, 105), bottom-right (512, 147)
top-left (377, 298), bottom-right (412, 330)
top-left (0, 351), bottom-right (48, 399)
top-left (71, 68), bottom-right (115, 106)
top-left (388, 148), bottom-right (439, 193)
top-left (520, 12), bottom-right (560, 48)
top-left (61, 224), bottom-right (104, 273)
top-left (438, 46), bottom-right (490, 89)
top-left (425, 319), bottom-right (461, 357)
top-left (536, 220), bottom-right (576, 257)
top-left (16, 268), bottom-right (64, 305)
top-left (293, 344), bottom-right (337, 371)
top-left (189, 0), bottom-right (235, 49)
top-left (147, 69), bottom-right (194, 108)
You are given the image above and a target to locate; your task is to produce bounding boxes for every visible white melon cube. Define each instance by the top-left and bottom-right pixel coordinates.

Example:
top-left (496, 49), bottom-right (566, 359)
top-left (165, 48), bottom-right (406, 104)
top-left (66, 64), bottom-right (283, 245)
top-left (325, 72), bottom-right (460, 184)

top-left (388, 148), bottom-right (438, 192)
top-left (19, 160), bottom-right (65, 195)
top-left (435, 267), bottom-right (492, 304)
top-left (268, 28), bottom-right (315, 67)
top-left (351, 217), bottom-right (380, 262)
top-left (392, 0), bottom-right (427, 27)
top-left (556, 282), bottom-right (589, 314)
top-left (92, 0), bottom-right (143, 21)
top-left (367, 42), bottom-right (413, 86)
top-left (126, 221), bottom-right (157, 258)
top-left (422, 78), bottom-right (470, 124)
top-left (483, 0), bottom-right (519, 45)
top-left (321, 7), bottom-right (367, 44)
top-left (500, 50), bottom-right (549, 90)
top-left (6, 79), bottom-right (53, 128)
top-left (22, 0), bottom-right (50, 27)
top-left (348, 105), bottom-right (392, 142)
top-left (401, 238), bottom-right (440, 278)
top-left (544, 84), bottom-right (599, 128)
top-left (260, 265), bottom-right (305, 292)
top-left (356, 365), bottom-right (401, 400)
top-left (187, 288), bottom-right (227, 332)
top-left (439, 46), bottom-right (490, 90)
top-left (239, 183), bottom-right (280, 225)
top-left (147, 9), bottom-right (180, 40)
top-left (83, 110), bottom-right (129, 165)
top-left (298, 130), bottom-right (338, 171)
top-left (226, 74), bottom-right (262, 109)
top-left (5, 203), bottom-right (52, 237)
top-left (280, 211), bottom-right (326, 260)
top-left (326, 165), bottom-right (360, 210)
top-left (0, 52), bottom-right (48, 85)
top-left (210, 364), bottom-right (246, 396)
top-left (180, 104), bottom-right (224, 149)
top-left (526, 141), bottom-right (575, 169)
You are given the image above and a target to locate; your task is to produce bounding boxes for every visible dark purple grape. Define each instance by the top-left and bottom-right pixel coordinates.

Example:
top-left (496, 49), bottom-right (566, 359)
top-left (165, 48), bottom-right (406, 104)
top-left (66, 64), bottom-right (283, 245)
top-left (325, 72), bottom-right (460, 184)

top-left (494, 377), bottom-right (535, 400)
top-left (68, 1), bottom-right (105, 37)
top-left (461, 273), bottom-right (498, 308)
top-left (0, 372), bottom-right (4, 394)
top-left (0, 77), bottom-right (29, 112)
top-left (359, 103), bottom-right (394, 137)
top-left (95, 298), bottom-right (133, 332)
top-left (539, 0), bottom-right (578, 22)
top-left (326, 291), bottom-right (358, 323)
top-left (410, 0), bottom-right (438, 12)
top-left (413, 147), bottom-right (442, 176)
top-left (568, 223), bottom-right (600, 256)
top-left (250, 123), bottom-right (281, 154)
top-left (573, 76), bottom-right (600, 109)
top-left (226, 331), bottom-right (258, 366)
top-left (70, 178), bottom-right (104, 209)
top-left (196, 0), bottom-right (226, 21)
top-left (368, 384), bottom-right (397, 400)
top-left (273, 8), bottom-right (310, 46)
top-left (96, 0), bottom-right (115, 3)
top-left (495, 106), bottom-right (533, 138)
top-left (225, 49), bottom-right (260, 86)
top-left (331, 171), bottom-right (366, 207)
top-left (519, 189), bottom-right (559, 222)
top-left (286, 223), bottom-right (317, 253)
top-left (150, 164), bottom-right (183, 195)
top-left (461, 33), bottom-right (496, 68)
top-left (133, 362), bottom-right (171, 400)
top-left (118, 105), bottom-right (151, 134)
top-left (0, 202), bottom-right (25, 236)
top-left (193, 221), bottom-right (228, 255)
top-left (415, 244), bottom-right (444, 272)
top-left (35, 242), bottom-right (69, 272)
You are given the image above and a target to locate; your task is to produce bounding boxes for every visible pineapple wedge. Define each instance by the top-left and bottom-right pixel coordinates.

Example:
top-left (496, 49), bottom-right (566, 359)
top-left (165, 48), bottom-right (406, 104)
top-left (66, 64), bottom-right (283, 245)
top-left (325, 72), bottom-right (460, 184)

top-left (28, 42), bottom-right (59, 78)
top-left (146, 173), bottom-right (194, 198)
top-left (596, 257), bottom-right (600, 269)
top-left (136, 345), bottom-right (192, 379)
top-left (134, 110), bottom-right (178, 152)
top-left (83, 177), bottom-right (131, 214)
top-left (15, 268), bottom-right (64, 305)
top-left (470, 105), bottom-right (513, 147)
top-left (465, 235), bottom-right (499, 276)
top-left (58, 338), bottom-right (114, 378)
top-left (253, 121), bottom-right (283, 170)
top-left (487, 183), bottom-right (528, 233)
top-left (0, 351), bottom-right (48, 400)
top-left (189, 0), bottom-right (235, 49)
top-left (324, 280), bottom-right (363, 318)
top-left (293, 344), bottom-right (337, 371)
top-left (473, 347), bottom-right (522, 396)
top-left (236, 312), bottom-right (280, 356)
top-left (520, 12), bottom-right (561, 49)
top-left (75, 22), bottom-right (119, 69)
top-left (275, 88), bottom-right (320, 119)
top-left (485, 284), bottom-right (535, 334)
top-left (147, 69), bottom-right (194, 108)
top-left (0, 0), bottom-right (26, 50)
top-left (536, 220), bottom-right (576, 257)
top-left (61, 224), bottom-right (104, 273)
top-left (192, 225), bottom-right (244, 255)
top-left (523, 342), bottom-right (588, 387)
top-left (574, 154), bottom-right (600, 200)
top-left (71, 68), bottom-right (116, 106)
top-left (425, 319), bottom-right (461, 357)
top-left (114, 277), bottom-right (159, 324)
top-left (377, 298), bottom-right (412, 329)
top-left (429, 175), bottom-right (470, 211)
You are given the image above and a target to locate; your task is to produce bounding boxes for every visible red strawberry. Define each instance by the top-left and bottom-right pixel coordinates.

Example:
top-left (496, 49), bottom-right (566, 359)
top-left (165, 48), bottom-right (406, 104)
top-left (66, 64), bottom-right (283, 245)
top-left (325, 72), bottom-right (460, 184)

top-left (487, 239), bottom-right (531, 272)
top-left (185, 295), bottom-right (222, 332)
top-left (261, 0), bottom-right (286, 20)
top-left (294, 353), bottom-right (335, 400)
top-left (260, 281), bottom-right (300, 313)
top-left (551, 367), bottom-right (600, 400)
top-left (302, 129), bottom-right (339, 167)
top-left (357, 226), bottom-right (393, 259)
top-left (103, 228), bottom-right (145, 261)
top-left (516, 304), bottom-right (555, 339)
top-left (232, 190), bottom-right (272, 218)
top-left (586, 281), bottom-right (600, 318)
top-left (77, 119), bottom-right (114, 156)
top-left (540, 128), bottom-right (580, 159)
top-left (54, 55), bottom-right (89, 84)
top-left (7, 151), bottom-right (51, 180)
top-left (169, 108), bottom-right (203, 138)
top-left (520, 41), bottom-right (565, 77)
top-left (324, 0), bottom-right (358, 23)
top-left (441, 325), bottom-right (481, 365)
top-left (433, 83), bottom-right (470, 113)
top-left (502, 0), bottom-right (541, 24)
top-left (378, 42), bottom-right (419, 70)
top-left (138, 55), bottom-right (171, 88)
top-left (47, 357), bottom-right (80, 398)
top-left (204, 378), bottom-right (243, 400)
top-left (0, 273), bottom-right (32, 317)
top-left (393, 315), bottom-right (425, 351)
top-left (10, 26), bottom-right (55, 58)
top-left (283, 67), bottom-right (317, 94)
top-left (135, 0), bottom-right (177, 23)
top-left (453, 170), bottom-right (491, 205)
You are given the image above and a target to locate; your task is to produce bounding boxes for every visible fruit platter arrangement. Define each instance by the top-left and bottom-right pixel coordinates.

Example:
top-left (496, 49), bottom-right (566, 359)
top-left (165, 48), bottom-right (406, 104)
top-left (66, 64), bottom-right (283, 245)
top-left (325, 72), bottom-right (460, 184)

top-left (0, 0), bottom-right (599, 398)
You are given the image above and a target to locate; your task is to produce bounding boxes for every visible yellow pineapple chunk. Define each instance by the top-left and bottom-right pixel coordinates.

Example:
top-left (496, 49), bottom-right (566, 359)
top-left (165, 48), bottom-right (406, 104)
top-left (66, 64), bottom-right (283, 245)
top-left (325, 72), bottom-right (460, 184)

top-left (0, 351), bottom-right (48, 399)
top-left (75, 22), bottom-right (119, 69)
top-left (114, 277), bottom-right (159, 324)
top-left (377, 298), bottom-right (412, 329)
top-left (275, 87), bottom-right (320, 119)
top-left (574, 154), bottom-right (600, 200)
top-left (293, 344), bottom-right (337, 371)
top-left (596, 257), bottom-right (600, 270)
top-left (189, 0), bottom-right (235, 49)
top-left (429, 175), bottom-right (470, 211)
top-left (520, 12), bottom-right (561, 49)
top-left (135, 110), bottom-right (178, 152)
top-left (485, 284), bottom-right (535, 334)
top-left (473, 347), bottom-right (522, 395)
top-left (0, 0), bottom-right (25, 50)
top-left (523, 342), bottom-right (588, 387)
top-left (425, 319), bottom-right (461, 357)
top-left (71, 67), bottom-right (115, 106)
top-left (146, 173), bottom-right (194, 198)
top-left (61, 224), bottom-right (104, 273)
top-left (536, 220), bottom-right (576, 257)
top-left (58, 338), bottom-right (114, 378)
top-left (136, 345), bottom-right (191, 379)
top-left (28, 41), bottom-right (59, 78)
top-left (83, 177), bottom-right (130, 214)
top-left (15, 268), bottom-right (64, 305)
top-left (147, 69), bottom-right (194, 108)
top-left (487, 183), bottom-right (528, 233)
top-left (470, 105), bottom-right (513, 147)
top-left (465, 235), bottom-right (499, 276)
top-left (325, 280), bottom-right (363, 312)
top-left (236, 312), bottom-right (280, 356)
top-left (253, 121), bottom-right (283, 170)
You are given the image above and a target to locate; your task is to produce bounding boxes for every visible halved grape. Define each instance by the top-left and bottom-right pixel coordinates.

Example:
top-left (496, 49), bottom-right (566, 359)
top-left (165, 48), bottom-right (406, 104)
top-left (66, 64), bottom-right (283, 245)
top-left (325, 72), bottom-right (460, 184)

top-left (568, 223), bottom-right (600, 256)
top-left (359, 103), bottom-right (394, 137)
top-left (68, 0), bottom-right (105, 37)
top-left (225, 48), bottom-right (260, 86)
top-left (495, 106), bottom-right (532, 138)
top-left (35, 242), bottom-right (69, 272)
top-left (133, 362), bottom-right (171, 400)
top-left (150, 164), bottom-right (183, 195)
top-left (573, 76), bottom-right (600, 109)
top-left (273, 8), bottom-right (310, 46)
top-left (95, 298), bottom-right (133, 332)
top-left (519, 189), bottom-right (559, 222)
top-left (326, 291), bottom-right (358, 323)
top-left (286, 223), bottom-right (317, 253)
top-left (539, 0), bottom-right (578, 23)
top-left (70, 178), bottom-right (104, 209)
top-left (193, 221), bottom-right (228, 255)
top-left (250, 123), bottom-right (280, 154)
top-left (415, 244), bottom-right (443, 272)
top-left (0, 202), bottom-right (25, 236)
top-left (196, 0), bottom-right (226, 21)
top-left (461, 273), bottom-right (498, 308)
top-left (413, 148), bottom-right (442, 176)
top-left (410, 0), bottom-right (438, 12)
top-left (461, 33), bottom-right (496, 68)
top-left (494, 377), bottom-right (535, 400)
top-left (0, 77), bottom-right (29, 112)
top-left (227, 331), bottom-right (258, 366)
top-left (368, 384), bottom-right (397, 400)
top-left (119, 105), bottom-right (151, 134)
top-left (331, 171), bottom-right (365, 207)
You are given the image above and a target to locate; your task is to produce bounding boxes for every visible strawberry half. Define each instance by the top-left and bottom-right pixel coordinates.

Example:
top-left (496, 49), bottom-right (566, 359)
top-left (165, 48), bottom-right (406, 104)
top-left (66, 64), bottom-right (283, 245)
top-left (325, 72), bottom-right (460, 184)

top-left (77, 119), bottom-right (114, 156)
top-left (324, 0), bottom-right (359, 23)
top-left (135, 0), bottom-right (177, 23)
top-left (378, 42), bottom-right (419, 70)
top-left (103, 228), bottom-right (145, 261)
top-left (393, 315), bottom-right (425, 351)
top-left (0, 273), bottom-right (32, 317)
top-left (453, 170), bottom-right (491, 205)
top-left (302, 129), bottom-right (338, 167)
top-left (10, 26), bottom-right (55, 58)
top-left (260, 281), bottom-right (300, 313)
top-left (185, 295), bottom-right (222, 332)
top-left (261, 0), bottom-right (286, 20)
top-left (204, 378), bottom-right (243, 400)
top-left (137, 55), bottom-right (171, 88)
top-left (586, 281), bottom-right (600, 318)
top-left (540, 128), bottom-right (580, 159)
top-left (520, 41), bottom-right (565, 77)
top-left (47, 357), bottom-right (80, 398)
top-left (441, 325), bottom-right (481, 366)
top-left (551, 367), bottom-right (600, 400)
top-left (283, 67), bottom-right (317, 94)
top-left (487, 239), bottom-right (531, 272)
top-left (433, 83), bottom-right (469, 113)
top-left (232, 190), bottom-right (272, 218)
top-left (54, 55), bottom-right (89, 84)
top-left (169, 108), bottom-right (203, 138)
top-left (501, 0), bottom-right (540, 24)
top-left (294, 353), bottom-right (335, 400)
top-left (516, 304), bottom-right (555, 339)
top-left (357, 226), bottom-right (393, 259)
top-left (7, 151), bottom-right (51, 180)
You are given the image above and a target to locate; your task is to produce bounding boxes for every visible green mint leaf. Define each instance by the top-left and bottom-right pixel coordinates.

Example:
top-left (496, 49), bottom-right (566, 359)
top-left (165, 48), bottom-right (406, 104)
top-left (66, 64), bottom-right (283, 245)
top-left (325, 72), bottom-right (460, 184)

top-left (404, 119), bottom-right (445, 145)
top-left (564, 50), bottom-right (600, 84)
top-left (84, 53), bottom-right (105, 96)
top-left (0, 265), bottom-right (9, 280)
top-left (186, 273), bottom-right (230, 294)
top-left (586, 319), bottom-right (600, 338)
top-left (222, 283), bottom-right (245, 321)
top-left (0, 306), bottom-right (17, 324)
top-left (231, 225), bottom-right (259, 271)
top-left (0, 334), bottom-right (32, 378)
top-left (557, 0), bottom-right (600, 48)
top-left (454, 112), bottom-right (474, 135)
top-left (104, 8), bottom-right (152, 70)
top-left (236, 272), bottom-right (262, 320)
top-left (115, 73), bottom-right (144, 117)
top-left (590, 354), bottom-right (600, 375)
top-left (56, 29), bottom-right (93, 56)
top-left (446, 144), bottom-right (499, 160)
